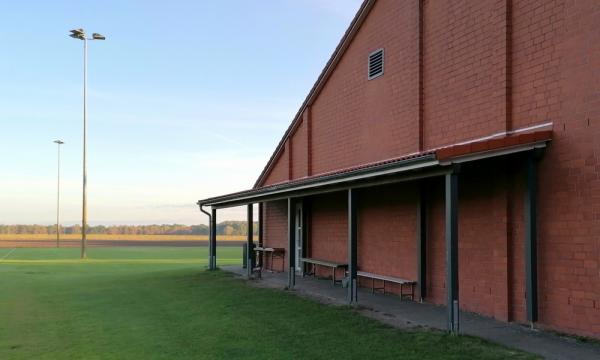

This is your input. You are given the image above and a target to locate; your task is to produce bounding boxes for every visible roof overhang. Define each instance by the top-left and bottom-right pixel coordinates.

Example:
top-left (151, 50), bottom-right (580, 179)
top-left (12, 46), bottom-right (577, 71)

top-left (440, 141), bottom-right (547, 165)
top-left (198, 130), bottom-right (552, 209)
top-left (200, 154), bottom-right (439, 209)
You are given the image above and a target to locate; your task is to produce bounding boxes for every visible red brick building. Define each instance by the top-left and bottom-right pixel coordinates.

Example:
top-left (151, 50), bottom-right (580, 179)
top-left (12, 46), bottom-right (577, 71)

top-left (199, 0), bottom-right (600, 338)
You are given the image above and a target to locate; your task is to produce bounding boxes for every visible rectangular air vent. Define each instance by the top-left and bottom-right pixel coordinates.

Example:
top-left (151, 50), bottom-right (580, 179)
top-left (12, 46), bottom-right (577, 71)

top-left (368, 48), bottom-right (384, 80)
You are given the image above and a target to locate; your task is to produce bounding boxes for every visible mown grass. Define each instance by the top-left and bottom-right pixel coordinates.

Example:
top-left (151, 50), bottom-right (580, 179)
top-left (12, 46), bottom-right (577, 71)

top-left (0, 234), bottom-right (250, 241)
top-left (1, 247), bottom-right (239, 261)
top-left (0, 248), bottom-right (538, 360)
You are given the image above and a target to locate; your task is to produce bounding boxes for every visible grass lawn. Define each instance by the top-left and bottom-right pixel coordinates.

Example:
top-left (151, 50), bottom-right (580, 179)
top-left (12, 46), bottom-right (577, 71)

top-left (0, 234), bottom-right (252, 241)
top-left (0, 247), bottom-right (538, 359)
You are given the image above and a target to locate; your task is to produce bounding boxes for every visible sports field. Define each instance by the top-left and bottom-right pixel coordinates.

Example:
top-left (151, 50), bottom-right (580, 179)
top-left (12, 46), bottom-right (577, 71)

top-left (0, 234), bottom-right (250, 248)
top-left (0, 247), bottom-right (537, 359)
top-left (0, 234), bottom-right (250, 241)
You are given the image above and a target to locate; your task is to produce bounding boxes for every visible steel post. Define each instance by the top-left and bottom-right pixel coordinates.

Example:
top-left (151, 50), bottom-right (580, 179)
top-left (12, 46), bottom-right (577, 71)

top-left (287, 198), bottom-right (296, 288)
top-left (347, 189), bottom-right (358, 304)
top-left (445, 171), bottom-right (459, 333)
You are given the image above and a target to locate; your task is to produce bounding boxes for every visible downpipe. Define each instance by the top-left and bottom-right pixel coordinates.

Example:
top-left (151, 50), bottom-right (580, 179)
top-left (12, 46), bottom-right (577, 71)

top-left (198, 202), bottom-right (215, 269)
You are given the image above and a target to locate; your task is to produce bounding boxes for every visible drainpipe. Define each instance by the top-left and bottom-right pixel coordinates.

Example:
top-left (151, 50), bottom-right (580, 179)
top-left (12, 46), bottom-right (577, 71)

top-left (197, 201), bottom-right (213, 269)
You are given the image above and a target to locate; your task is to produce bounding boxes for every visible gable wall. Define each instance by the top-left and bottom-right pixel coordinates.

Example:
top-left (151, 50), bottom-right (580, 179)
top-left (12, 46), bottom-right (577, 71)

top-left (310, 0), bottom-right (420, 174)
top-left (422, 0), bottom-right (509, 148)
top-left (291, 118), bottom-right (309, 180)
top-left (259, 0), bottom-right (600, 338)
top-left (260, 0), bottom-right (569, 184)
top-left (263, 142), bottom-right (290, 186)
top-left (511, 0), bottom-right (562, 130)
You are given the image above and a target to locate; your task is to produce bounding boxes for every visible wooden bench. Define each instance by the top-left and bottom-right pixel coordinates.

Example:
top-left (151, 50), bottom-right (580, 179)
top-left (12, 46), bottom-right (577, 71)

top-left (253, 247), bottom-right (285, 277)
top-left (357, 271), bottom-right (416, 300)
top-left (301, 258), bottom-right (348, 285)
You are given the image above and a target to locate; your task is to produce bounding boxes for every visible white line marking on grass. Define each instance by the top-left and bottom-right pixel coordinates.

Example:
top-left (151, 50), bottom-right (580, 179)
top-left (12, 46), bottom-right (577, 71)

top-left (0, 248), bottom-right (16, 262)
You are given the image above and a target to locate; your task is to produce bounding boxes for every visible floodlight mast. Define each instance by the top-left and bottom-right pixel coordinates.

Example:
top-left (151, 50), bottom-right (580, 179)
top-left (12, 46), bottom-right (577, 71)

top-left (69, 28), bottom-right (105, 259)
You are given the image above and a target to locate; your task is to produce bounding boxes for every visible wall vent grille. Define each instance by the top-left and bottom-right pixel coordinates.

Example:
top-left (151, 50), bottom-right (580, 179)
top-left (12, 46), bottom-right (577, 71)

top-left (368, 48), bottom-right (384, 80)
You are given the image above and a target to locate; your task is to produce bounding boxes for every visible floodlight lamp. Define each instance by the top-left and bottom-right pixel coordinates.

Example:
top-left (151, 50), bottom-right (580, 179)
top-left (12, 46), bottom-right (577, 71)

top-left (92, 33), bottom-right (105, 40)
top-left (69, 28), bottom-right (85, 39)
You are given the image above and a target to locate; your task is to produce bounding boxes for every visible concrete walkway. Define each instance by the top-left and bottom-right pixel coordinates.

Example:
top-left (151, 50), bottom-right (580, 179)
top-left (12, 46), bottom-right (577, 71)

top-left (223, 266), bottom-right (600, 360)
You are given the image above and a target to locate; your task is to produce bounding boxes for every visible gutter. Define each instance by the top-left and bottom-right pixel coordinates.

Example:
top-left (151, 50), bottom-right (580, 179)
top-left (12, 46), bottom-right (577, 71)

top-left (197, 201), bottom-right (211, 219)
top-left (438, 141), bottom-right (548, 166)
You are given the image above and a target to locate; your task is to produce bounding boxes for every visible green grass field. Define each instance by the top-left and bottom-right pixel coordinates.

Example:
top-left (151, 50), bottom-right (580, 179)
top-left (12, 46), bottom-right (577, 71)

top-left (0, 234), bottom-right (251, 241)
top-left (0, 247), bottom-right (538, 359)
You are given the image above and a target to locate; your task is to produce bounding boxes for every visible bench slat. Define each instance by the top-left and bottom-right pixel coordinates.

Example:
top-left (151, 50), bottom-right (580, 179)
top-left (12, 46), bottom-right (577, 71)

top-left (301, 257), bottom-right (347, 268)
top-left (357, 271), bottom-right (415, 284)
top-left (254, 247), bottom-right (284, 253)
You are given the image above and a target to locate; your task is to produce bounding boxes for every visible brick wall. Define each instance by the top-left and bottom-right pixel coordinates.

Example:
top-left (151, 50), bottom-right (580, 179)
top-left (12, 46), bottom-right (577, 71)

top-left (533, 0), bottom-right (600, 337)
top-left (511, 0), bottom-right (562, 130)
top-left (291, 118), bottom-right (308, 180)
top-left (509, 165), bottom-right (526, 322)
top-left (357, 184), bottom-right (418, 294)
top-left (457, 161), bottom-right (511, 320)
top-left (310, 0), bottom-right (420, 174)
top-left (424, 160), bottom-right (520, 322)
top-left (425, 178), bottom-right (447, 306)
top-left (262, 200), bottom-right (288, 271)
top-left (262, 142), bottom-right (289, 186)
top-left (308, 192), bottom-right (348, 279)
top-left (423, 0), bottom-right (508, 148)
top-left (258, 0), bottom-right (600, 338)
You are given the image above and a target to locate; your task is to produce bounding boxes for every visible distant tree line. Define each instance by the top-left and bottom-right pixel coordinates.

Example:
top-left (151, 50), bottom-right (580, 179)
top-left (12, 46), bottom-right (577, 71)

top-left (0, 221), bottom-right (258, 236)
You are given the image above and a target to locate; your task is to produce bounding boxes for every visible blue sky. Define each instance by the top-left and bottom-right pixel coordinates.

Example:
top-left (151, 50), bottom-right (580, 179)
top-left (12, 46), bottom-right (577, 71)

top-left (0, 0), bottom-right (363, 225)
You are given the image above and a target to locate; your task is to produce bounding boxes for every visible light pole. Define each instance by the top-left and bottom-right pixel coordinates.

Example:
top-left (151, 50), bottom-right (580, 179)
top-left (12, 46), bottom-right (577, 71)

top-left (69, 28), bottom-right (105, 259)
top-left (53, 140), bottom-right (64, 248)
